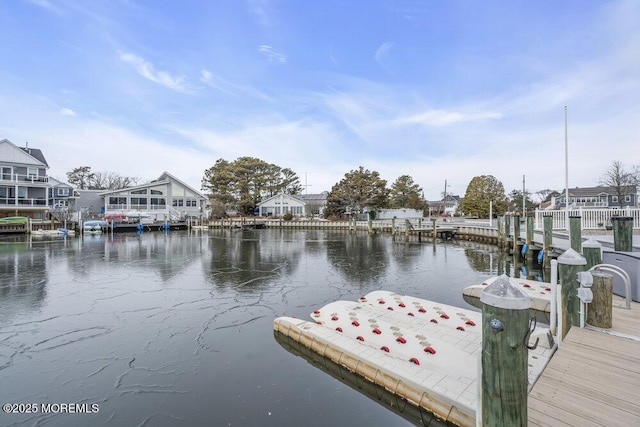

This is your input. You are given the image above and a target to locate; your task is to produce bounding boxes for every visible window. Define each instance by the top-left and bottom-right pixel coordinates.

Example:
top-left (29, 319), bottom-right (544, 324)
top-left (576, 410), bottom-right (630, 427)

top-left (131, 189), bottom-right (147, 194)
top-left (150, 189), bottom-right (164, 195)
top-left (186, 199), bottom-right (196, 207)
top-left (131, 197), bottom-right (147, 206)
top-left (1, 167), bottom-right (11, 180)
top-left (27, 167), bottom-right (38, 179)
top-left (17, 186), bottom-right (27, 198)
top-left (612, 196), bottom-right (619, 203)
top-left (625, 195), bottom-right (632, 203)
top-left (57, 188), bottom-right (69, 196)
top-left (150, 198), bottom-right (166, 206)
top-left (109, 197), bottom-right (127, 205)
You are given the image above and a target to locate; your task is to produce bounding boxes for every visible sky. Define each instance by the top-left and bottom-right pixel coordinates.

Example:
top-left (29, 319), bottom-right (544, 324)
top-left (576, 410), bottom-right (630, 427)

top-left (1, 0), bottom-right (639, 201)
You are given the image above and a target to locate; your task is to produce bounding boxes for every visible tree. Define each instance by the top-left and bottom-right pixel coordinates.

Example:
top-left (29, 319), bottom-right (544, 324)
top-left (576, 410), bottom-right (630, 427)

top-left (507, 189), bottom-right (536, 214)
top-left (325, 166), bottom-right (389, 218)
top-left (389, 175), bottom-right (422, 209)
top-left (49, 206), bottom-right (74, 225)
top-left (461, 175), bottom-right (508, 217)
top-left (66, 166), bottom-right (142, 190)
top-left (66, 166), bottom-right (95, 190)
top-left (201, 157), bottom-right (302, 215)
top-left (599, 160), bottom-right (640, 207)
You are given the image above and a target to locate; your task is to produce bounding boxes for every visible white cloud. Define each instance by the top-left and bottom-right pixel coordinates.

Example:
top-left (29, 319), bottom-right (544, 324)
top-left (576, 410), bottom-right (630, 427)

top-left (374, 42), bottom-right (393, 66)
top-left (257, 45), bottom-right (287, 63)
top-left (59, 108), bottom-right (76, 116)
top-left (395, 110), bottom-right (502, 127)
top-left (119, 52), bottom-right (188, 92)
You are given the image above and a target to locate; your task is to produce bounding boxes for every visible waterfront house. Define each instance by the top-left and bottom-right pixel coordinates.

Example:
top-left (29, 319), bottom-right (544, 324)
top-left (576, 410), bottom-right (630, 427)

top-left (0, 139), bottom-right (50, 220)
top-left (427, 194), bottom-right (461, 217)
top-left (552, 185), bottom-right (638, 209)
top-left (48, 177), bottom-right (78, 210)
top-left (257, 192), bottom-right (328, 218)
top-left (100, 171), bottom-right (208, 222)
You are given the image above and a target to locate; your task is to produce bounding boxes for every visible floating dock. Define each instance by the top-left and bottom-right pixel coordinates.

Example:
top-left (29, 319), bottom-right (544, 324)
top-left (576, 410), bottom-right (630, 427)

top-left (274, 291), bottom-right (555, 426)
top-left (463, 277), bottom-right (553, 313)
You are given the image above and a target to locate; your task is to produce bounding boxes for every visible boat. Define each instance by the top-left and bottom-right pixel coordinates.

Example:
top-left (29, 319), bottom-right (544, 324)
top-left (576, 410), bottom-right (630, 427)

top-left (83, 220), bottom-right (108, 234)
top-left (0, 216), bottom-right (28, 224)
top-left (274, 288), bottom-right (554, 425)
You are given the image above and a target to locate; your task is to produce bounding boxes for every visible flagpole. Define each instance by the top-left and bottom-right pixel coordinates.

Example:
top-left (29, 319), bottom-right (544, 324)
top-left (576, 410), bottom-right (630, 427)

top-left (564, 106), bottom-right (569, 230)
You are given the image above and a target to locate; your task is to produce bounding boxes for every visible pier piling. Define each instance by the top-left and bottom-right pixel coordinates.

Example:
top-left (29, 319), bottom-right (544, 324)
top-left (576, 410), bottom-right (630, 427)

top-left (586, 271), bottom-right (613, 329)
top-left (543, 215), bottom-right (553, 270)
top-left (569, 216), bottom-right (582, 253)
top-left (481, 275), bottom-right (530, 426)
top-left (612, 216), bottom-right (633, 251)
top-left (557, 249), bottom-right (587, 339)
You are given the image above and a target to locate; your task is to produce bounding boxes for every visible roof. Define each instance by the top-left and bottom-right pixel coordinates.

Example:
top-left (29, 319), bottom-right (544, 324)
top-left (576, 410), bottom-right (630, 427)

top-left (560, 185), bottom-right (637, 197)
top-left (0, 138), bottom-right (48, 167)
top-left (98, 171), bottom-right (205, 198)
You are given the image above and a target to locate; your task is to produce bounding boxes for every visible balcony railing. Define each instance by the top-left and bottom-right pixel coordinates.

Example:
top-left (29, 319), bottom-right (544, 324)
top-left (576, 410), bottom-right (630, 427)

top-left (0, 197), bottom-right (48, 207)
top-left (0, 173), bottom-right (49, 184)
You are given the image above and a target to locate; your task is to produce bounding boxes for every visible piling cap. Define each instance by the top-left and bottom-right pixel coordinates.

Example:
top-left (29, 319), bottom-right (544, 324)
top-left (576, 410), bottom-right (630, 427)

top-left (557, 248), bottom-right (587, 265)
top-left (582, 237), bottom-right (601, 249)
top-left (480, 275), bottom-right (531, 309)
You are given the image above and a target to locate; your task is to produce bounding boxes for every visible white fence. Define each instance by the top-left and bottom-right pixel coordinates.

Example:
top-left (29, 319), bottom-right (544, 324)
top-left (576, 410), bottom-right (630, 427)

top-left (534, 208), bottom-right (640, 230)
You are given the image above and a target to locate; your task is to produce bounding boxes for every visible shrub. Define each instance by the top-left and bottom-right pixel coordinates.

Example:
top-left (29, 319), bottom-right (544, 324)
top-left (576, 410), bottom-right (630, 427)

top-left (283, 212), bottom-right (293, 221)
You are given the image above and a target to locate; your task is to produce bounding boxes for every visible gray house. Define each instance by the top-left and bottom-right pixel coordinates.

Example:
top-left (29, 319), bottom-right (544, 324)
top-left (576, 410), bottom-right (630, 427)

top-left (552, 186), bottom-right (638, 209)
top-left (0, 139), bottom-right (50, 219)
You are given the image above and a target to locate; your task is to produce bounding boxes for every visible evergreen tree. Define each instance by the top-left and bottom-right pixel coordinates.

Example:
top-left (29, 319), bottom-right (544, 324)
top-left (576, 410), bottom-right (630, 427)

top-left (461, 175), bottom-right (508, 217)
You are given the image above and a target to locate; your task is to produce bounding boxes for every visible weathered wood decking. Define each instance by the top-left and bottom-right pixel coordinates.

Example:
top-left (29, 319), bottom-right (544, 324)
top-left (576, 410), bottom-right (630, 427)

top-left (528, 297), bottom-right (640, 426)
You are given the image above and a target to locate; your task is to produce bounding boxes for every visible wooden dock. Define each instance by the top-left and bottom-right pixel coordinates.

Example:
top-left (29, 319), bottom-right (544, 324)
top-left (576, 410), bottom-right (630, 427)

top-left (528, 297), bottom-right (640, 426)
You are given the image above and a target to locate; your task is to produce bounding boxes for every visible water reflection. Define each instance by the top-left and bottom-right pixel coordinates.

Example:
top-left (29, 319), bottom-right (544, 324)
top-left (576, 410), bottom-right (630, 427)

top-left (0, 230), bottom-right (546, 426)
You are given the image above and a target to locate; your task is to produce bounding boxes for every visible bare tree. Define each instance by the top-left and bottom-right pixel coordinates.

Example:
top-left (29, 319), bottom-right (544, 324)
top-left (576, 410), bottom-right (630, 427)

top-left (49, 207), bottom-right (74, 226)
top-left (600, 161), bottom-right (640, 207)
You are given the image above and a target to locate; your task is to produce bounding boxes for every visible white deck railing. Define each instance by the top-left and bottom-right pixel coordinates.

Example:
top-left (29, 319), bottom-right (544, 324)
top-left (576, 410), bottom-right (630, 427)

top-left (535, 208), bottom-right (640, 230)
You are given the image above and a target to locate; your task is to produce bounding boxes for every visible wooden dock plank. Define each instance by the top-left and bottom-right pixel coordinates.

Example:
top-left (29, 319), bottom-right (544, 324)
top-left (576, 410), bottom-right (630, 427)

top-left (528, 323), bottom-right (640, 427)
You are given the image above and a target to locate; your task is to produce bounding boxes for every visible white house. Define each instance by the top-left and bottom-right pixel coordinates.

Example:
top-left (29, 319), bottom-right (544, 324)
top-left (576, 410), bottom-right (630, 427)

top-left (100, 171), bottom-right (207, 221)
top-left (257, 192), bottom-right (328, 217)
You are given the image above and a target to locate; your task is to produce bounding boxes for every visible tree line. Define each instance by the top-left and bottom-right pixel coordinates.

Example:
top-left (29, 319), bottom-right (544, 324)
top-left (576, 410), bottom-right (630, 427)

top-left (65, 159), bottom-right (639, 219)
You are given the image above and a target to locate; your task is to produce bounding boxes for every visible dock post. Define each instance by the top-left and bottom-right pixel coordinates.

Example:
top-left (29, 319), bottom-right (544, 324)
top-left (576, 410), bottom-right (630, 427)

top-left (367, 212), bottom-right (372, 233)
top-left (513, 215), bottom-right (520, 258)
top-left (480, 275), bottom-right (530, 427)
top-left (612, 216), bottom-right (633, 251)
top-left (404, 219), bottom-right (410, 238)
top-left (504, 215), bottom-right (511, 252)
top-left (431, 218), bottom-right (437, 240)
top-left (557, 249), bottom-right (587, 339)
top-left (496, 216), bottom-right (504, 248)
top-left (586, 271), bottom-right (613, 328)
top-left (543, 215), bottom-right (553, 270)
top-left (569, 215), bottom-right (582, 253)
top-left (582, 237), bottom-right (602, 270)
top-left (391, 217), bottom-right (396, 236)
top-left (526, 216), bottom-right (534, 263)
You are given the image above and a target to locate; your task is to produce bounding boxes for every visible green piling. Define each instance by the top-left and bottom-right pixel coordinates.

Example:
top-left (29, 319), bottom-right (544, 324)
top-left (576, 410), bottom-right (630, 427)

top-left (582, 237), bottom-right (602, 270)
top-left (526, 216), bottom-right (534, 263)
top-left (612, 216), bottom-right (633, 251)
top-left (504, 215), bottom-right (511, 252)
top-left (557, 249), bottom-right (587, 339)
top-left (569, 216), bottom-right (582, 253)
top-left (543, 215), bottom-right (553, 270)
top-left (481, 275), bottom-right (530, 426)
top-left (497, 216), bottom-right (504, 249)
top-left (513, 215), bottom-right (520, 258)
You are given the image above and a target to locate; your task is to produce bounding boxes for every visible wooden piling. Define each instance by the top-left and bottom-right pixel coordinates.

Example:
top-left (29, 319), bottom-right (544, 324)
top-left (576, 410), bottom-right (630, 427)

top-left (367, 212), bottom-right (372, 234)
top-left (569, 215), bottom-right (582, 253)
top-left (431, 218), bottom-right (437, 240)
top-left (513, 215), bottom-right (520, 258)
top-left (582, 237), bottom-right (602, 270)
top-left (586, 271), bottom-right (613, 328)
top-left (557, 249), bottom-right (587, 339)
top-left (497, 216), bottom-right (504, 249)
top-left (481, 275), bottom-right (530, 426)
top-left (612, 216), bottom-right (633, 251)
top-left (526, 216), bottom-right (534, 263)
top-left (543, 215), bottom-right (553, 270)
top-left (504, 215), bottom-right (511, 252)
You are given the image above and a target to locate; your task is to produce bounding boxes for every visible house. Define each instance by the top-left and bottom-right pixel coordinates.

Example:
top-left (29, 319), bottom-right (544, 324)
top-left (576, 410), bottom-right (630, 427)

top-left (257, 192), bottom-right (328, 218)
top-left (552, 186), bottom-right (638, 209)
top-left (99, 171), bottom-right (208, 221)
top-left (428, 194), bottom-right (461, 217)
top-left (48, 177), bottom-right (78, 210)
top-left (0, 139), bottom-right (50, 220)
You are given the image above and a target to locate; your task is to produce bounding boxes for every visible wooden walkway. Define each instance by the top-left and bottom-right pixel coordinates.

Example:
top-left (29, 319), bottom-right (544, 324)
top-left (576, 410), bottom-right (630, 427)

top-left (528, 297), bottom-right (640, 426)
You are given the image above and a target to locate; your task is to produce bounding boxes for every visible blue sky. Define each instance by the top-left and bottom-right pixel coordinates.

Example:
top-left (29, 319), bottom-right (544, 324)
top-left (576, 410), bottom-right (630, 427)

top-left (1, 0), bottom-right (639, 200)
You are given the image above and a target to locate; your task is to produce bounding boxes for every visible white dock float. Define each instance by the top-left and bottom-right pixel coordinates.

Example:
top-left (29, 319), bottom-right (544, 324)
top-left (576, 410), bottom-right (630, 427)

top-left (274, 291), bottom-right (555, 426)
top-left (463, 277), bottom-right (553, 312)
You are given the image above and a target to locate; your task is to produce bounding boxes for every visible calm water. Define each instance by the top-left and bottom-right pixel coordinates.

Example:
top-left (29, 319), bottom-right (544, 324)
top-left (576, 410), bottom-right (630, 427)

top-left (0, 229), bottom-right (542, 426)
